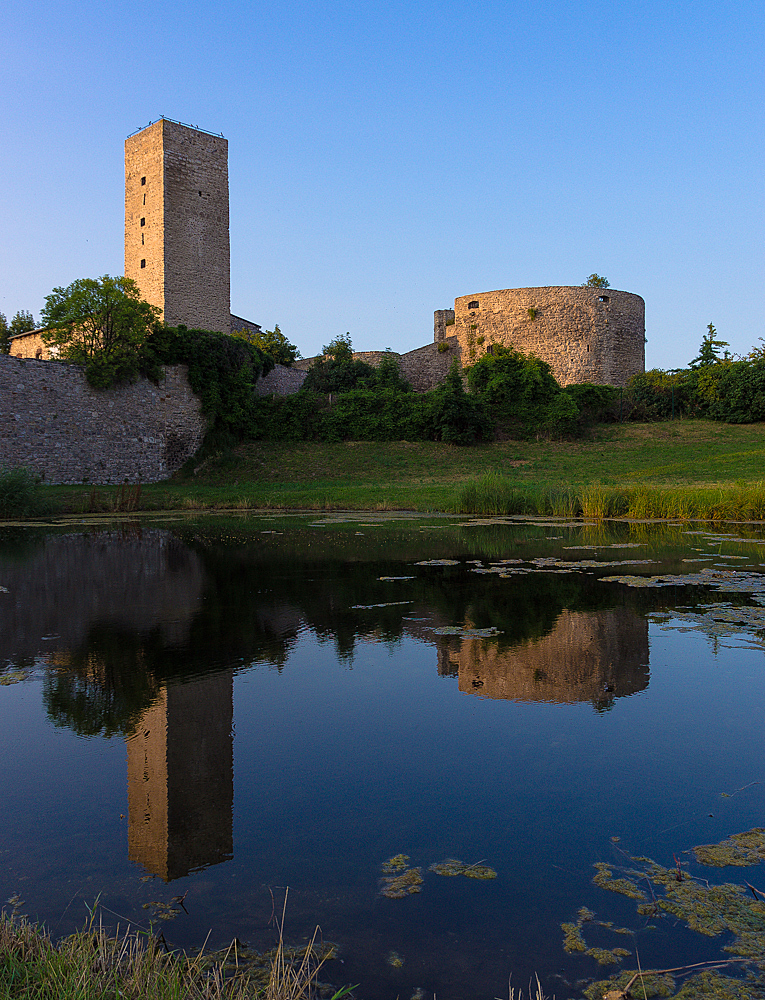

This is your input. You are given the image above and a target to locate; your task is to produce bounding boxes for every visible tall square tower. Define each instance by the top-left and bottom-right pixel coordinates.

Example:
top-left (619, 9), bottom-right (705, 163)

top-left (125, 119), bottom-right (230, 335)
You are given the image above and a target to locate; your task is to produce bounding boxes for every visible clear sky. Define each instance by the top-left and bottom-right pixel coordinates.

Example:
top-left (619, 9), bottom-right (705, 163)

top-left (2, 0), bottom-right (762, 370)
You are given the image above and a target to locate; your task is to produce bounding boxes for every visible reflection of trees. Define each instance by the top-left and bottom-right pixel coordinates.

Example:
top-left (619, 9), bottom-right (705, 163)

top-left (20, 518), bottom-right (752, 737)
top-left (43, 628), bottom-right (161, 738)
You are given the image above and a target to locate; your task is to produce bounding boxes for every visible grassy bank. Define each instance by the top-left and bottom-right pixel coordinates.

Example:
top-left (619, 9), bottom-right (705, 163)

top-left (0, 908), bottom-right (350, 1000)
top-left (6, 419), bottom-right (765, 520)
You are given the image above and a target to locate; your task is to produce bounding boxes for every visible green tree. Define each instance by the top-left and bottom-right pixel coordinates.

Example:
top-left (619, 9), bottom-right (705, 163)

top-left (41, 276), bottom-right (160, 387)
top-left (0, 312), bottom-right (7, 355)
top-left (232, 323), bottom-right (300, 366)
top-left (10, 309), bottom-right (36, 336)
top-left (582, 274), bottom-right (610, 288)
top-left (690, 323), bottom-right (729, 368)
top-left (322, 332), bottom-right (354, 362)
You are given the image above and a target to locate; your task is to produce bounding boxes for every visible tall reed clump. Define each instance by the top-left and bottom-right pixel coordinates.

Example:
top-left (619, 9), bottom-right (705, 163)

top-left (0, 898), bottom-right (355, 1000)
top-left (457, 473), bottom-right (535, 515)
top-left (456, 477), bottom-right (765, 522)
top-left (0, 466), bottom-right (48, 519)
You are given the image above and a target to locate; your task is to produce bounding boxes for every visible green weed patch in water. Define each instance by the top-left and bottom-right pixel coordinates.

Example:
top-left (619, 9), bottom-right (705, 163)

top-left (592, 862), bottom-right (647, 901)
top-left (381, 853), bottom-right (410, 873)
top-left (570, 840), bottom-right (765, 998)
top-left (428, 859), bottom-right (497, 879)
top-left (380, 864), bottom-right (423, 898)
top-left (694, 829), bottom-right (765, 868)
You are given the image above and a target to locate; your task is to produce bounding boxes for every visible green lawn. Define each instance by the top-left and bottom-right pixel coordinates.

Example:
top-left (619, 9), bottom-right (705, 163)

top-left (29, 419), bottom-right (765, 518)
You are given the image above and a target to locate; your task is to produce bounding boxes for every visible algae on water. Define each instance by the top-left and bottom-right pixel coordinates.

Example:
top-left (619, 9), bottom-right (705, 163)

top-left (693, 829), bottom-right (765, 868)
top-left (428, 859), bottom-right (497, 880)
top-left (569, 837), bottom-right (765, 998)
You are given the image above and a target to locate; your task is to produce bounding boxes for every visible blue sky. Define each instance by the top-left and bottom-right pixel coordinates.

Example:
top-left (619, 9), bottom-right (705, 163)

top-left (2, 0), bottom-right (763, 370)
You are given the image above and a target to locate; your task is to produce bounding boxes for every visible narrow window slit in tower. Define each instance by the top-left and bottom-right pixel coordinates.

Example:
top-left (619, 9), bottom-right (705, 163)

top-left (143, 194), bottom-right (146, 205)
top-left (140, 217), bottom-right (145, 227)
top-left (141, 177), bottom-right (146, 186)
top-left (141, 234), bottom-right (144, 245)
top-left (140, 259), bottom-right (146, 268)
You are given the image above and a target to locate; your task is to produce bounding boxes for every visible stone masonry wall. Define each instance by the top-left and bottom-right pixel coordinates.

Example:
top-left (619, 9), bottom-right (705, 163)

top-left (399, 338), bottom-right (460, 391)
top-left (255, 363), bottom-right (307, 396)
top-left (0, 356), bottom-right (205, 484)
top-left (454, 286), bottom-right (645, 387)
top-left (125, 120), bottom-right (230, 335)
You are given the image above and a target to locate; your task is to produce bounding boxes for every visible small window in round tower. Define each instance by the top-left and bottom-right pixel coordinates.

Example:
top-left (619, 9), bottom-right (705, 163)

top-left (468, 300), bottom-right (479, 310)
top-left (599, 295), bottom-right (609, 303)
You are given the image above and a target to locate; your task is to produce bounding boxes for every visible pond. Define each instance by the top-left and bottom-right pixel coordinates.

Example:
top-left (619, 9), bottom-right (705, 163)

top-left (1, 512), bottom-right (765, 999)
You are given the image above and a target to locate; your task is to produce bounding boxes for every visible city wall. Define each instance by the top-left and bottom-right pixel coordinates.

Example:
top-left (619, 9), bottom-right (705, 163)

top-left (0, 355), bottom-right (205, 484)
top-left (454, 286), bottom-right (645, 387)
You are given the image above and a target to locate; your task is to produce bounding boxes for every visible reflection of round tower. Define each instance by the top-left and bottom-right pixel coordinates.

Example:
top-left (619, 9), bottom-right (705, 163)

top-left (124, 118), bottom-right (231, 335)
top-left (447, 609), bottom-right (649, 708)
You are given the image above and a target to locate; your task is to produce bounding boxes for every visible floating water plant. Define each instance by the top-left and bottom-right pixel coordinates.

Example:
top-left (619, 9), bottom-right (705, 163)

top-left (693, 828), bottom-right (765, 867)
top-left (380, 867), bottom-right (423, 899)
top-left (567, 838), bottom-right (765, 999)
top-left (381, 854), bottom-right (410, 873)
top-left (414, 559), bottom-right (460, 566)
top-left (387, 950), bottom-right (404, 968)
top-left (428, 859), bottom-right (497, 879)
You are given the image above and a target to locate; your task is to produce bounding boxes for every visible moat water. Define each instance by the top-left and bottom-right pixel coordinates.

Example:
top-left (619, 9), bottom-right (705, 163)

top-left (1, 513), bottom-right (764, 999)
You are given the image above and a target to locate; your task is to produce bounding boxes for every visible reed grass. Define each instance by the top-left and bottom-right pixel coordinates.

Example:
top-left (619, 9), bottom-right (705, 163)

top-left (0, 895), bottom-right (354, 1000)
top-left (456, 475), bottom-right (765, 522)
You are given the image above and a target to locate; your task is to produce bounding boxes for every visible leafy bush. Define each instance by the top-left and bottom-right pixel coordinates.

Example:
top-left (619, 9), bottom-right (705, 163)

top-left (140, 325), bottom-right (272, 445)
top-left (624, 369), bottom-right (694, 421)
top-left (698, 359), bottom-right (765, 423)
top-left (466, 345), bottom-right (579, 437)
top-left (561, 383), bottom-right (618, 424)
top-left (302, 356), bottom-right (377, 393)
top-left (0, 467), bottom-right (48, 519)
top-left (419, 361), bottom-right (491, 444)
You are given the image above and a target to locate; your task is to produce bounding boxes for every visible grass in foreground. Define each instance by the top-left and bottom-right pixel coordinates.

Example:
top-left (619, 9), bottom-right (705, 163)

top-left (0, 903), bottom-right (353, 1000)
top-left (0, 910), bottom-right (553, 1000)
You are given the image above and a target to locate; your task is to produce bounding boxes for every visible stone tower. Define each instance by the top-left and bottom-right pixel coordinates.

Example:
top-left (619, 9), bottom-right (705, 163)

top-left (125, 118), bottom-right (230, 335)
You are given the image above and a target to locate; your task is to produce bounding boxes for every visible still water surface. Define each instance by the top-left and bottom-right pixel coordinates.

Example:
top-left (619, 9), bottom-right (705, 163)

top-left (1, 513), bottom-right (764, 998)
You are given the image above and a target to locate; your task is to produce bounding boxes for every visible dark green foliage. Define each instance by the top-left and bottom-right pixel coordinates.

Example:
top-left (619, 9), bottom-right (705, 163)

top-left (467, 345), bottom-right (578, 437)
top-left (624, 369), bottom-right (695, 421)
top-left (251, 362), bottom-right (488, 445)
top-left (372, 351), bottom-right (412, 393)
top-left (140, 325), bottom-right (272, 441)
top-left (562, 383), bottom-right (619, 423)
top-left (0, 312), bottom-right (7, 355)
top-left (0, 466), bottom-right (49, 518)
top-left (10, 309), bottom-right (36, 336)
top-left (696, 358), bottom-right (765, 423)
top-left (421, 360), bottom-right (491, 444)
top-left (302, 355), bottom-right (377, 393)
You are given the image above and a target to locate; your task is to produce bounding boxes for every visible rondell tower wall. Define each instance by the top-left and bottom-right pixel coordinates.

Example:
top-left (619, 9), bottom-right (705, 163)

top-left (125, 119), bottom-right (231, 335)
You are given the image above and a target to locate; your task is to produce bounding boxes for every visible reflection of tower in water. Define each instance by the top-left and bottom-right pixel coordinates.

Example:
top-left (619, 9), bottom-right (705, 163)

top-left (126, 670), bottom-right (234, 881)
top-left (437, 609), bottom-right (649, 708)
